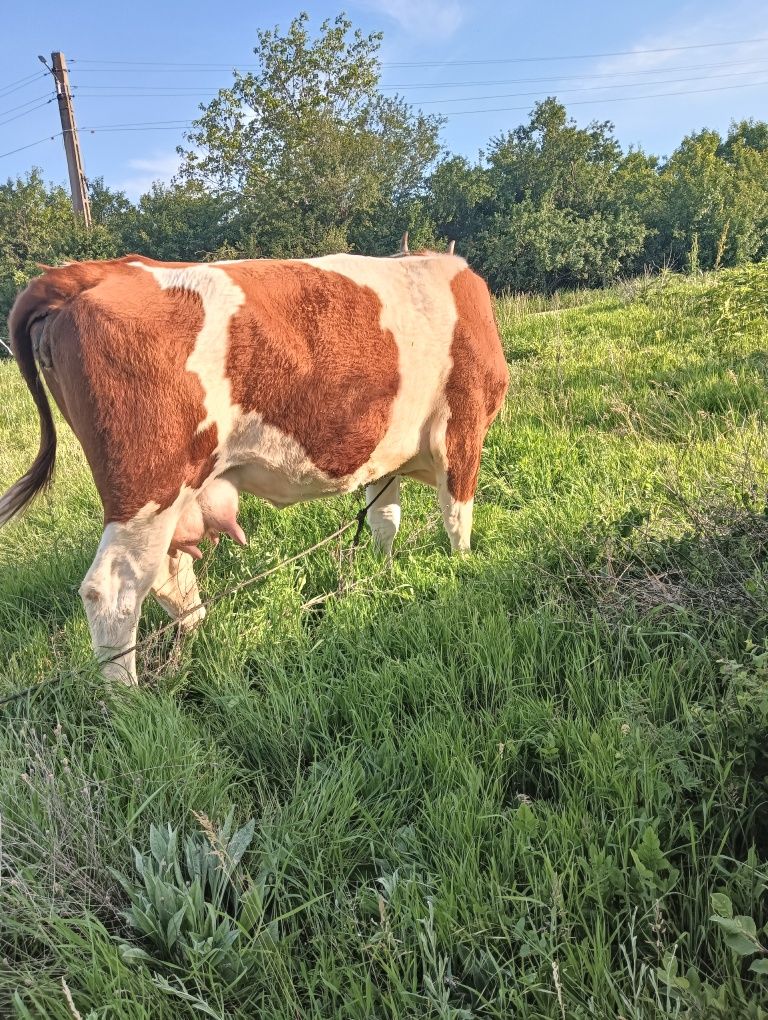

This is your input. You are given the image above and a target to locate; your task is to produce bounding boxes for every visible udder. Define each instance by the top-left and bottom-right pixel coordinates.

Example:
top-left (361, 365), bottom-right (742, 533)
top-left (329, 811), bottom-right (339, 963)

top-left (170, 478), bottom-right (247, 559)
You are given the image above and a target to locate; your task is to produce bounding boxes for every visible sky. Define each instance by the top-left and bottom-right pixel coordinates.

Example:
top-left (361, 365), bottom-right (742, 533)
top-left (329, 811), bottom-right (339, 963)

top-left (2, 0), bottom-right (767, 201)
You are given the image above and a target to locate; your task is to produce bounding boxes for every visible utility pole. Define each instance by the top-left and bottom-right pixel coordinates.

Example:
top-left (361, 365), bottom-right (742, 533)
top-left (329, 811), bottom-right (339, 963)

top-left (40, 51), bottom-right (91, 229)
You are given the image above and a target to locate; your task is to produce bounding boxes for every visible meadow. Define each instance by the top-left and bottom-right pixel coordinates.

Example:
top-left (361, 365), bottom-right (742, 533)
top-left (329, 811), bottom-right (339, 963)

top-left (1, 265), bottom-right (768, 1018)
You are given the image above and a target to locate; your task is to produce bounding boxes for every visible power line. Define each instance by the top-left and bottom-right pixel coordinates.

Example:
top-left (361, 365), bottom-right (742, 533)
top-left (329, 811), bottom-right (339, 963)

top-left (74, 84), bottom-right (224, 91)
top-left (75, 92), bottom-right (218, 99)
top-left (0, 73), bottom-right (48, 100)
top-left (0, 134), bottom-right (62, 160)
top-left (67, 67), bottom-right (768, 105)
top-left (69, 37), bottom-right (768, 69)
top-left (68, 57), bottom-right (768, 97)
top-left (384, 38), bottom-right (768, 67)
top-left (72, 85), bottom-right (220, 97)
top-left (444, 76), bottom-right (768, 115)
top-left (0, 98), bottom-right (54, 127)
top-left (0, 70), bottom-right (45, 93)
top-left (67, 67), bottom-right (254, 75)
top-left (414, 68), bottom-right (768, 105)
top-left (80, 118), bottom-right (193, 129)
top-left (379, 57), bottom-right (768, 89)
top-left (0, 124), bottom-right (191, 159)
top-left (0, 92), bottom-right (53, 118)
top-left (85, 124), bottom-right (194, 132)
top-left (2, 67), bottom-right (767, 161)
top-left (72, 58), bottom-right (255, 67)
top-left (63, 76), bottom-right (768, 129)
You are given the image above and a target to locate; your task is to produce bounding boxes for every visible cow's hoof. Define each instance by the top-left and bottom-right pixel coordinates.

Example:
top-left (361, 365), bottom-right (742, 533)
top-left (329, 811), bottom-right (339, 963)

top-left (103, 665), bottom-right (139, 687)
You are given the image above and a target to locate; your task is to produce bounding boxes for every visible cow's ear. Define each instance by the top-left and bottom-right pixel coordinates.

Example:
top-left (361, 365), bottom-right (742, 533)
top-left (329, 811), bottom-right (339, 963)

top-left (35, 262), bottom-right (55, 271)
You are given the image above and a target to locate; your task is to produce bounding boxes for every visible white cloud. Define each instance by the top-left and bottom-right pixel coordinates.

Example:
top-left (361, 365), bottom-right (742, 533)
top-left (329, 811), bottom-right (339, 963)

top-left (116, 152), bottom-right (181, 201)
top-left (358, 0), bottom-right (464, 42)
top-left (594, 5), bottom-right (768, 77)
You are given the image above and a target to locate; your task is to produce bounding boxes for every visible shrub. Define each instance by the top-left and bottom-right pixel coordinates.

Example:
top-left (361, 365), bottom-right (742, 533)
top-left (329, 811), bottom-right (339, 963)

top-left (112, 812), bottom-right (271, 984)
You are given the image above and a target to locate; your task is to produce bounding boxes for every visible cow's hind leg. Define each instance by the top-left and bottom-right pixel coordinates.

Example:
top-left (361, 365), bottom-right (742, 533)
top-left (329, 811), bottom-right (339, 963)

top-left (152, 551), bottom-right (206, 631)
top-left (434, 416), bottom-right (483, 555)
top-left (436, 471), bottom-right (475, 554)
top-left (80, 511), bottom-right (177, 685)
top-left (365, 474), bottom-right (401, 560)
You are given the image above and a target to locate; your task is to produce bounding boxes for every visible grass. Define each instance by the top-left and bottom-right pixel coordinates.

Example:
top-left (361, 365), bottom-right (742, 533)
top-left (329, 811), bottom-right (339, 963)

top-left (1, 265), bottom-right (768, 1017)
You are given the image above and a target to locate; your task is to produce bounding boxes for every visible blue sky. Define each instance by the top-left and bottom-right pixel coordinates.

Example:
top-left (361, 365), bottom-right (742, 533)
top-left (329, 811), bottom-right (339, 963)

top-left (2, 0), bottom-right (767, 200)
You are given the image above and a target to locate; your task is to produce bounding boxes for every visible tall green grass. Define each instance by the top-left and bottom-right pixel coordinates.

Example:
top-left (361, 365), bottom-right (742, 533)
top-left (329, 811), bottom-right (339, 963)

top-left (1, 265), bottom-right (768, 1017)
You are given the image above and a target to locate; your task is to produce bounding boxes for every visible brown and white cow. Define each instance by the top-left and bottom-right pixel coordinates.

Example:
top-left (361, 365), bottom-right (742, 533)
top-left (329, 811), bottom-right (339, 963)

top-left (0, 250), bottom-right (508, 684)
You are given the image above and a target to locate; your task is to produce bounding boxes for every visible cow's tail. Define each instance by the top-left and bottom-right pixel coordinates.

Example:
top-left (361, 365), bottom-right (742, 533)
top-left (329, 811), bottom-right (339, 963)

top-left (0, 287), bottom-right (57, 526)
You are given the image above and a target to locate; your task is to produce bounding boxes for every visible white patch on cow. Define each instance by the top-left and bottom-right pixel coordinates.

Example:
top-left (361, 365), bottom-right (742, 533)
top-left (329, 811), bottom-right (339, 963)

top-left (223, 413), bottom-right (337, 507)
top-left (130, 262), bottom-right (245, 439)
top-left (300, 254), bottom-right (465, 488)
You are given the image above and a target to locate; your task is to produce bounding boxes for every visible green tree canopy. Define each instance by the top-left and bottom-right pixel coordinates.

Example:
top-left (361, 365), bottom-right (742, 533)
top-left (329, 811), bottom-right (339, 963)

top-left (0, 170), bottom-right (119, 325)
top-left (119, 182), bottom-right (234, 262)
top-left (655, 125), bottom-right (768, 270)
top-left (469, 99), bottom-right (650, 291)
top-left (178, 12), bottom-right (443, 257)
top-left (2, 12), bottom-right (768, 315)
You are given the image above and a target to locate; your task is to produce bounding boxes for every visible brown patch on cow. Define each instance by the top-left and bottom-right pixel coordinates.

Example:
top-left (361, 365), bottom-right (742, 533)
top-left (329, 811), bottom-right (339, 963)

top-left (223, 262), bottom-right (400, 478)
top-left (445, 269), bottom-right (508, 502)
top-left (30, 260), bottom-right (217, 522)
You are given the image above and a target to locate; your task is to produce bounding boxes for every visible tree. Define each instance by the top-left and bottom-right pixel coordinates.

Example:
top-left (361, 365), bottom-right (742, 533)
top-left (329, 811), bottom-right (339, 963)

top-left (611, 148), bottom-right (662, 274)
top-left (88, 176), bottom-right (134, 230)
top-left (120, 182), bottom-right (234, 262)
top-left (0, 170), bottom-right (119, 326)
top-left (655, 125), bottom-right (768, 270)
top-left (3, 37), bottom-right (768, 308)
top-left (718, 118), bottom-right (768, 160)
top-left (423, 155), bottom-right (492, 257)
top-left (472, 100), bottom-right (649, 291)
top-left (178, 12), bottom-right (443, 257)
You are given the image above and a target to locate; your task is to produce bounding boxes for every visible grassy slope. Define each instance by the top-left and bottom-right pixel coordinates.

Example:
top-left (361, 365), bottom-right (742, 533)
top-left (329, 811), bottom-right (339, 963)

top-left (1, 267), bottom-right (768, 1017)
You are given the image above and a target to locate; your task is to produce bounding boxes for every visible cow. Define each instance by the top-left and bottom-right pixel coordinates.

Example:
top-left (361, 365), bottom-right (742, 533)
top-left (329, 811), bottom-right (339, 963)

top-left (0, 248), bottom-right (509, 684)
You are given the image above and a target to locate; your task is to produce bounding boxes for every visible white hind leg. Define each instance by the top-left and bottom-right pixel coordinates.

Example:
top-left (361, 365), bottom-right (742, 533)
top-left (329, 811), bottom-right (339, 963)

top-left (365, 475), bottom-right (401, 560)
top-left (436, 470), bottom-right (474, 554)
top-left (80, 508), bottom-right (178, 685)
top-left (152, 551), bottom-right (206, 631)
top-left (432, 407), bottom-right (483, 554)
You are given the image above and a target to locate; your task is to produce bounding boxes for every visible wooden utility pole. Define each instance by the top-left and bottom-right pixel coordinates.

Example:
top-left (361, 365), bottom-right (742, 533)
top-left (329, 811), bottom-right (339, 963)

top-left (48, 51), bottom-right (92, 229)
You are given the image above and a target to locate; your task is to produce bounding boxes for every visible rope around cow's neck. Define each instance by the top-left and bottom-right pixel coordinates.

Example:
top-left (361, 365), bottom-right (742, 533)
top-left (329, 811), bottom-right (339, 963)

top-left (0, 477), bottom-right (395, 709)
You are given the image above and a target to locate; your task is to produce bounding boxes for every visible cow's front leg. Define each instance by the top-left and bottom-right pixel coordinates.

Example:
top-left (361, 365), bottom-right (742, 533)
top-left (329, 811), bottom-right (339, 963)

top-left (80, 510), bottom-right (178, 684)
top-left (152, 550), bottom-right (206, 631)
